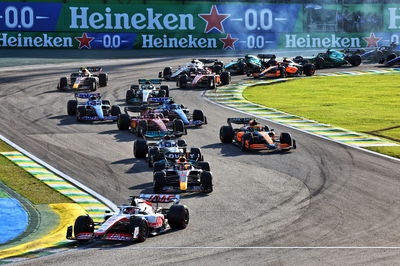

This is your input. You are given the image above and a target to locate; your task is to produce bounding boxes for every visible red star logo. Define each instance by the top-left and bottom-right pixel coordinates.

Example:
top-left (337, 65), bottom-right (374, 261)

top-left (363, 33), bottom-right (382, 47)
top-left (75, 32), bottom-right (94, 49)
top-left (199, 5), bottom-right (230, 33)
top-left (219, 34), bottom-right (238, 50)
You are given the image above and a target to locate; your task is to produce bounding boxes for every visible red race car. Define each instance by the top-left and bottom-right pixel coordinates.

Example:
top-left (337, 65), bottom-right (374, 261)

top-left (219, 118), bottom-right (296, 152)
top-left (117, 107), bottom-right (186, 138)
top-left (177, 67), bottom-right (231, 89)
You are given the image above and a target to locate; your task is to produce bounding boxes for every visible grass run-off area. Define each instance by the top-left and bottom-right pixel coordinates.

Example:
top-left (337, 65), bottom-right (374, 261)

top-left (243, 74), bottom-right (400, 158)
top-left (0, 141), bottom-right (73, 204)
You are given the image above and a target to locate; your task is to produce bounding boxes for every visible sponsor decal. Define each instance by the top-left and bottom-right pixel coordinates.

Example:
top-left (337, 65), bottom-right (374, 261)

top-left (105, 233), bottom-right (133, 241)
top-left (141, 34), bottom-right (216, 48)
top-left (0, 33), bottom-right (73, 48)
top-left (198, 5), bottom-right (230, 33)
top-left (284, 34), bottom-right (361, 48)
top-left (363, 33), bottom-right (382, 47)
top-left (75, 32), bottom-right (94, 48)
top-left (219, 33), bottom-right (238, 50)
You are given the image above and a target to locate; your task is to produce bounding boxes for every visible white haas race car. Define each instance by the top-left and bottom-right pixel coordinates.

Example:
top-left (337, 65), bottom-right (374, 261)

top-left (67, 194), bottom-right (189, 243)
top-left (159, 59), bottom-right (223, 80)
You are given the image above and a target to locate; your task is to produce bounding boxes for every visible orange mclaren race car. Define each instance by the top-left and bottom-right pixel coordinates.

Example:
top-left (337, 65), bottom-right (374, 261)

top-left (251, 57), bottom-right (315, 79)
top-left (219, 118), bottom-right (296, 152)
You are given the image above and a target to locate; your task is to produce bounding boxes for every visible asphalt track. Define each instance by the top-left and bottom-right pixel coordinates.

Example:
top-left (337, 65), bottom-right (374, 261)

top-left (0, 55), bottom-right (399, 265)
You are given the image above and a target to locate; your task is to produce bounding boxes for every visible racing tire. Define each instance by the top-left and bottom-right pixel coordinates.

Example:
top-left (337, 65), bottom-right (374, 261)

top-left (148, 148), bottom-right (160, 167)
top-left (133, 138), bottom-right (148, 158)
top-left (278, 67), bottom-right (287, 78)
top-left (67, 100), bottom-right (78, 116)
top-left (373, 51), bottom-right (384, 63)
top-left (197, 161), bottom-right (210, 171)
top-left (168, 205), bottom-right (189, 229)
top-left (117, 114), bottom-right (130, 130)
top-left (89, 79), bottom-right (97, 91)
top-left (160, 85), bottom-right (169, 97)
top-left (293, 56), bottom-right (304, 64)
top-left (190, 147), bottom-right (203, 161)
top-left (98, 73), bottom-right (108, 87)
top-left (130, 217), bottom-right (149, 242)
top-left (126, 89), bottom-right (134, 104)
top-left (76, 106), bottom-right (86, 122)
top-left (200, 171), bottom-right (213, 193)
top-left (280, 132), bottom-right (294, 149)
top-left (348, 54), bottom-right (362, 66)
top-left (153, 162), bottom-right (166, 172)
top-left (58, 77), bottom-right (68, 91)
top-left (241, 133), bottom-right (252, 151)
top-left (163, 67), bottom-right (172, 80)
top-left (192, 109), bottom-right (205, 124)
top-left (386, 53), bottom-right (397, 64)
top-left (159, 90), bottom-right (166, 97)
top-left (173, 119), bottom-right (185, 134)
top-left (303, 64), bottom-right (315, 76)
top-left (208, 76), bottom-right (216, 90)
top-left (237, 62), bottom-right (248, 75)
top-left (177, 139), bottom-right (187, 147)
top-left (178, 74), bottom-right (188, 89)
top-left (111, 105), bottom-right (121, 119)
top-left (220, 71), bottom-right (231, 85)
top-left (315, 57), bottom-right (325, 69)
top-left (220, 126), bottom-right (234, 143)
top-left (137, 120), bottom-right (148, 137)
top-left (74, 215), bottom-right (94, 241)
top-left (153, 171), bottom-right (166, 193)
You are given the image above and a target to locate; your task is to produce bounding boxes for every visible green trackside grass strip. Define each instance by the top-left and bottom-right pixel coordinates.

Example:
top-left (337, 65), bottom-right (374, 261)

top-left (205, 69), bottom-right (399, 148)
top-left (0, 152), bottom-right (111, 223)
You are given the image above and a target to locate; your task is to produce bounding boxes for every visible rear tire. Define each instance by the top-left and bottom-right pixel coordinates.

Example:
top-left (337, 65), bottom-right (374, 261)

top-left (220, 126), bottom-right (234, 143)
top-left (168, 205), bottom-right (189, 229)
top-left (173, 119), bottom-right (185, 134)
top-left (160, 85), bottom-right (169, 97)
top-left (133, 139), bottom-right (148, 158)
top-left (111, 105), bottom-right (121, 119)
top-left (126, 89), bottom-right (134, 104)
top-left (137, 120), bottom-right (148, 137)
top-left (220, 71), bottom-right (231, 85)
top-left (163, 67), bottom-right (172, 80)
top-left (117, 114), bottom-right (130, 130)
top-left (303, 64), bottom-right (315, 76)
top-left (192, 109), bottom-right (205, 123)
top-left (67, 100), bottom-right (77, 116)
top-left (178, 74), bottom-right (188, 89)
top-left (190, 147), bottom-right (203, 161)
top-left (348, 54), bottom-right (362, 66)
top-left (208, 77), bottom-right (216, 89)
top-left (241, 133), bottom-right (252, 151)
top-left (315, 57), bottom-right (325, 69)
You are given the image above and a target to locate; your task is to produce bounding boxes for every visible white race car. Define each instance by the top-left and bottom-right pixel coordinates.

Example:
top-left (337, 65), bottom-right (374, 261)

top-left (159, 59), bottom-right (223, 80)
top-left (66, 194), bottom-right (189, 243)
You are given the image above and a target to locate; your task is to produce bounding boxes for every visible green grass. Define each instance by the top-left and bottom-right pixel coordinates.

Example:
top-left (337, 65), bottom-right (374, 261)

top-left (243, 74), bottom-right (400, 158)
top-left (0, 141), bottom-right (73, 204)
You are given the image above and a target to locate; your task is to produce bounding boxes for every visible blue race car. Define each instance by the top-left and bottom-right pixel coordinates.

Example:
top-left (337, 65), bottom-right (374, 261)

top-left (67, 93), bottom-right (121, 122)
top-left (150, 98), bottom-right (207, 127)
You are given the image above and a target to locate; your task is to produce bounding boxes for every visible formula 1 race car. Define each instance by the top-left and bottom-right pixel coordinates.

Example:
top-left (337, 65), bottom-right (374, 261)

top-left (293, 49), bottom-right (362, 69)
top-left (344, 42), bottom-right (399, 63)
top-left (126, 79), bottom-right (169, 105)
top-left (224, 54), bottom-right (271, 75)
top-left (159, 59), bottom-right (224, 80)
top-left (252, 58), bottom-right (315, 78)
top-left (219, 118), bottom-right (296, 152)
top-left (150, 98), bottom-right (207, 127)
top-left (66, 194), bottom-right (189, 243)
top-left (133, 135), bottom-right (203, 167)
top-left (117, 107), bottom-right (186, 138)
top-left (57, 67), bottom-right (108, 91)
top-left (177, 68), bottom-right (231, 89)
top-left (67, 93), bottom-right (121, 122)
top-left (153, 156), bottom-right (212, 193)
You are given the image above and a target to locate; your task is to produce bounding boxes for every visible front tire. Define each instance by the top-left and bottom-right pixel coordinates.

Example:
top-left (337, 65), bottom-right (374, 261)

top-left (130, 217), bottom-right (148, 242)
top-left (168, 205), bottom-right (189, 229)
top-left (117, 114), bottom-right (130, 130)
top-left (74, 215), bottom-right (94, 242)
top-left (220, 126), bottom-right (234, 143)
top-left (67, 100), bottom-right (77, 116)
top-left (133, 139), bottom-right (148, 158)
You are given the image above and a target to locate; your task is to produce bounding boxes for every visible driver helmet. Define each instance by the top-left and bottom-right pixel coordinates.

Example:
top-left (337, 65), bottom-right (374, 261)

top-left (249, 119), bottom-right (258, 126)
top-left (89, 95), bottom-right (97, 101)
top-left (163, 135), bottom-right (171, 140)
top-left (177, 156), bottom-right (186, 163)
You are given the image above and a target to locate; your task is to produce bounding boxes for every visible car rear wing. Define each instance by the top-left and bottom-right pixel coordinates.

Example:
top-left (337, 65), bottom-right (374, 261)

top-left (85, 66), bottom-right (103, 72)
top-left (257, 54), bottom-right (276, 59)
top-left (138, 79), bottom-right (162, 84)
top-left (138, 194), bottom-right (180, 204)
top-left (198, 59), bottom-right (220, 64)
top-left (227, 117), bottom-right (252, 126)
top-left (75, 92), bottom-right (101, 99)
top-left (147, 97), bottom-right (170, 103)
top-left (124, 105), bottom-right (148, 113)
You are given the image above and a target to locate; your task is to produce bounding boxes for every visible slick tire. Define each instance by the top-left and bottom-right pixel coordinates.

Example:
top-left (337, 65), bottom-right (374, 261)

top-left (168, 205), bottom-right (189, 229)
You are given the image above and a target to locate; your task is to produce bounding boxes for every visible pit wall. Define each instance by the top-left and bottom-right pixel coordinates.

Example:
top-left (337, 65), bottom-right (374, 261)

top-left (1, 1), bottom-right (400, 50)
